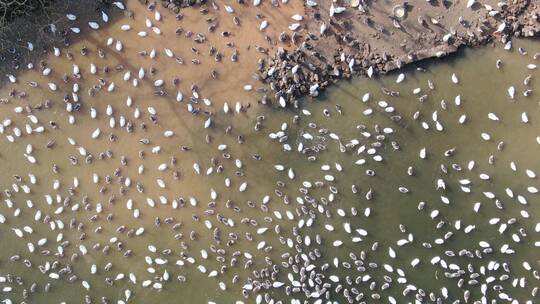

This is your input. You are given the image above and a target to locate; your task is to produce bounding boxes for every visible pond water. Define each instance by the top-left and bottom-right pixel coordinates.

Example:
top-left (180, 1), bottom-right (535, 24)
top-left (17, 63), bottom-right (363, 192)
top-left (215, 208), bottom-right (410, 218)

top-left (0, 1), bottom-right (538, 303)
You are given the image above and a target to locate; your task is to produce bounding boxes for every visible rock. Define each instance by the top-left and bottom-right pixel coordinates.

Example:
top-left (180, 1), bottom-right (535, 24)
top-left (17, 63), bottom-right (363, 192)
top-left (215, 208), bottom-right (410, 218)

top-left (279, 32), bottom-right (290, 42)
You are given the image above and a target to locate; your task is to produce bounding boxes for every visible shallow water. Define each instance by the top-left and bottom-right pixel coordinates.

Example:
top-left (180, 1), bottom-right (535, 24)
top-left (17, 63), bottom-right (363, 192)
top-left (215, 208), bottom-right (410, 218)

top-left (0, 2), bottom-right (539, 303)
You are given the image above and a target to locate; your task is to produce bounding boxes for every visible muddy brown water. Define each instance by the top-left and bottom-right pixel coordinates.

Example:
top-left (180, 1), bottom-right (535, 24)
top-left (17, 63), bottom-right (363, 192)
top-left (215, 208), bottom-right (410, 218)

top-left (0, 1), bottom-right (539, 303)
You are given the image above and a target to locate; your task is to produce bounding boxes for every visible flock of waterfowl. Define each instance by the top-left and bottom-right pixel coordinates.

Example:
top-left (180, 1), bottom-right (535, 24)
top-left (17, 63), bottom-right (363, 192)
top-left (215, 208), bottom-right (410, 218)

top-left (0, 1), bottom-right (539, 303)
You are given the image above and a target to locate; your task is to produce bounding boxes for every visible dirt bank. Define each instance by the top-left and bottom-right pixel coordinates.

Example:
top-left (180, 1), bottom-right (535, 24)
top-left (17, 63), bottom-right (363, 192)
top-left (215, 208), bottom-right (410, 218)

top-left (259, 0), bottom-right (540, 105)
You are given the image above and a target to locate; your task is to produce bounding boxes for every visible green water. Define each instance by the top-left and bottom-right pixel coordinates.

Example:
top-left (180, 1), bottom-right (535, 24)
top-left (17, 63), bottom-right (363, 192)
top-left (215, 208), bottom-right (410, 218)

top-left (0, 8), bottom-right (539, 303)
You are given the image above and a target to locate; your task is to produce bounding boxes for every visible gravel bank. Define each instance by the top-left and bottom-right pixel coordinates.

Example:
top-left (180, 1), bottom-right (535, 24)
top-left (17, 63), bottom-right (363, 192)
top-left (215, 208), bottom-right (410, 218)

top-left (259, 0), bottom-right (540, 105)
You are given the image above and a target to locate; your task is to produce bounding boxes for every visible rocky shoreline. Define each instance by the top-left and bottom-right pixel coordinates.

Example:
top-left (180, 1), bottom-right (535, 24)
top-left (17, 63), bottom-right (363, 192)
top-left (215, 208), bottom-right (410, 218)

top-left (162, 0), bottom-right (207, 11)
top-left (256, 0), bottom-right (540, 106)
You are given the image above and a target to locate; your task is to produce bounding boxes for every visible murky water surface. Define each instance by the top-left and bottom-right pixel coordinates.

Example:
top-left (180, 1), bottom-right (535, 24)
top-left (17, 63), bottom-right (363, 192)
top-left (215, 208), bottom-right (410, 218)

top-left (0, 2), bottom-right (539, 303)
